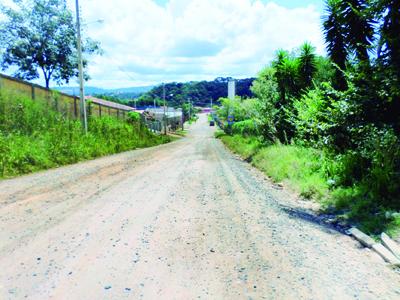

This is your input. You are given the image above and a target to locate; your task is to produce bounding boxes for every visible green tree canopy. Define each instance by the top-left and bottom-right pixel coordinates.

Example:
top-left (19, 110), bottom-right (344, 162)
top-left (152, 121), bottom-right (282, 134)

top-left (0, 0), bottom-right (101, 88)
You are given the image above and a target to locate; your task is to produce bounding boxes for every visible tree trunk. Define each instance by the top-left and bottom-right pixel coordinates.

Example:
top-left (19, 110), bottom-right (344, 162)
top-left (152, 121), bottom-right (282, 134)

top-left (42, 68), bottom-right (50, 89)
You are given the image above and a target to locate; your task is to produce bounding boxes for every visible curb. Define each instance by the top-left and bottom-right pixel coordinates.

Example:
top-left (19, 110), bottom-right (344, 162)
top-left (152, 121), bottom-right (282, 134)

top-left (349, 227), bottom-right (400, 267)
top-left (372, 243), bottom-right (400, 266)
top-left (381, 232), bottom-right (400, 259)
top-left (348, 227), bottom-right (375, 248)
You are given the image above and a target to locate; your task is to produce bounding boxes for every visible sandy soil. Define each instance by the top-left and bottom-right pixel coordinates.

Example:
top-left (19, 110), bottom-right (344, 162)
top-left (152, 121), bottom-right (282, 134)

top-left (1, 114), bottom-right (399, 300)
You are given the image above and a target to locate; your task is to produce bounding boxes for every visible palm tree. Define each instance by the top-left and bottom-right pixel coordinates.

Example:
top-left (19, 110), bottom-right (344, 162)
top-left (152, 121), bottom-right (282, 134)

top-left (323, 0), bottom-right (348, 90)
top-left (273, 50), bottom-right (290, 104)
top-left (340, 0), bottom-right (375, 63)
top-left (298, 42), bottom-right (317, 91)
top-left (273, 50), bottom-right (301, 100)
top-left (376, 0), bottom-right (400, 78)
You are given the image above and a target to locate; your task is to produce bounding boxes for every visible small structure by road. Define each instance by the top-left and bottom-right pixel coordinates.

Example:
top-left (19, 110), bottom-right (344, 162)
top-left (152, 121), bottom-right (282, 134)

top-left (143, 107), bottom-right (183, 133)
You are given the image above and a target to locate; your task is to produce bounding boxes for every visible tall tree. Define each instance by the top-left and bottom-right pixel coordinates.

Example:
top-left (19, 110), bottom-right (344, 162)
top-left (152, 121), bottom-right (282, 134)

top-left (272, 50), bottom-right (300, 143)
top-left (298, 42), bottom-right (317, 91)
top-left (374, 0), bottom-right (400, 130)
top-left (376, 0), bottom-right (400, 78)
top-left (340, 0), bottom-right (375, 63)
top-left (323, 0), bottom-right (348, 90)
top-left (273, 50), bottom-right (300, 104)
top-left (0, 0), bottom-right (101, 88)
top-left (273, 50), bottom-right (289, 104)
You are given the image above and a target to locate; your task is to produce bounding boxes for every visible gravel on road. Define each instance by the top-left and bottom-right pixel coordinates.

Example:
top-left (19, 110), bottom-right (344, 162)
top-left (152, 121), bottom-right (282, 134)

top-left (1, 114), bottom-right (399, 300)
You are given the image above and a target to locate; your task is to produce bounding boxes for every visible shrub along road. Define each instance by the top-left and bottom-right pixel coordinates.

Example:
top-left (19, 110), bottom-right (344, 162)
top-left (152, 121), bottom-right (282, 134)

top-left (0, 114), bottom-right (399, 299)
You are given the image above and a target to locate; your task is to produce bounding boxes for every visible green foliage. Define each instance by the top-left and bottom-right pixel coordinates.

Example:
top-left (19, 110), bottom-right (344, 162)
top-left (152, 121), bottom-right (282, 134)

top-left (232, 120), bottom-right (259, 137)
top-left (332, 126), bottom-right (400, 207)
top-left (298, 42), bottom-right (317, 90)
top-left (127, 111), bottom-right (141, 122)
top-left (250, 67), bottom-right (279, 141)
top-left (322, 0), bottom-right (349, 90)
top-left (0, 0), bottom-right (101, 88)
top-left (273, 50), bottom-right (300, 102)
top-left (217, 97), bottom-right (260, 123)
top-left (252, 144), bottom-right (329, 200)
top-left (314, 56), bottom-right (336, 87)
top-left (218, 134), bottom-right (262, 161)
top-left (375, 0), bottom-right (400, 81)
top-left (293, 84), bottom-right (344, 146)
top-left (219, 134), bottom-right (328, 201)
top-left (339, 0), bottom-right (375, 63)
top-left (0, 90), bottom-right (169, 178)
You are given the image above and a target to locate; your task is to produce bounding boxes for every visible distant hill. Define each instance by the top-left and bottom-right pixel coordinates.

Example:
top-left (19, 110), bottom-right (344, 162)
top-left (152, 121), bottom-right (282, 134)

top-left (55, 78), bottom-right (255, 109)
top-left (54, 85), bottom-right (154, 98)
top-left (137, 77), bottom-right (255, 107)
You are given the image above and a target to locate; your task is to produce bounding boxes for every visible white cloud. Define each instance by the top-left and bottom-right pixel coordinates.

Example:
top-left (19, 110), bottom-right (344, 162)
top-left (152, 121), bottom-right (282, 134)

top-left (67, 0), bottom-right (325, 88)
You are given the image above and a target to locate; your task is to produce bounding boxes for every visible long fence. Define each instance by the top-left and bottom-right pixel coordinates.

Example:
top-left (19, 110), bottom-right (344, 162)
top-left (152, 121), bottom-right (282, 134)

top-left (0, 73), bottom-right (134, 120)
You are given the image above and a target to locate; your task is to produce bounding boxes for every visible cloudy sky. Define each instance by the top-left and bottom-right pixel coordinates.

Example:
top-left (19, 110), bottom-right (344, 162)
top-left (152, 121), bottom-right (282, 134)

top-left (49, 1), bottom-right (327, 88)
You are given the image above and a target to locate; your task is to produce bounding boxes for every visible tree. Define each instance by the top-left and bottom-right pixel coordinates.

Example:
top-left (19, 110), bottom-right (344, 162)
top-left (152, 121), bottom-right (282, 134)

top-left (273, 50), bottom-right (290, 104)
top-left (298, 42), bottom-right (317, 91)
top-left (376, 0), bottom-right (400, 79)
top-left (272, 51), bottom-right (300, 143)
top-left (314, 56), bottom-right (336, 86)
top-left (375, 0), bottom-right (400, 130)
top-left (250, 67), bottom-right (279, 141)
top-left (323, 0), bottom-right (348, 90)
top-left (339, 0), bottom-right (375, 63)
top-left (0, 0), bottom-right (101, 88)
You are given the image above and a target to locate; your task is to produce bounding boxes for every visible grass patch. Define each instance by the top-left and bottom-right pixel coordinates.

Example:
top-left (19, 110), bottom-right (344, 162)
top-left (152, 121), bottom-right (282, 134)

top-left (218, 134), bottom-right (327, 199)
top-left (174, 129), bottom-right (188, 137)
top-left (0, 90), bottom-right (170, 178)
top-left (252, 144), bottom-right (328, 200)
top-left (218, 134), bottom-right (262, 161)
top-left (329, 187), bottom-right (400, 235)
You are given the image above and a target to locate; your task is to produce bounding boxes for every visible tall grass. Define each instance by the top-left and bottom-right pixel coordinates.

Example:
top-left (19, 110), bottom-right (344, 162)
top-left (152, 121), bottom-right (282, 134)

top-left (252, 144), bottom-right (329, 200)
top-left (0, 90), bottom-right (170, 178)
top-left (218, 134), bottom-right (262, 161)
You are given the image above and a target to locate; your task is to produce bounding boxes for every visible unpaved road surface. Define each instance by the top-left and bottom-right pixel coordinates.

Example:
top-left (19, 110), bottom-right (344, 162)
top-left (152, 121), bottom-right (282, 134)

top-left (1, 114), bottom-right (400, 300)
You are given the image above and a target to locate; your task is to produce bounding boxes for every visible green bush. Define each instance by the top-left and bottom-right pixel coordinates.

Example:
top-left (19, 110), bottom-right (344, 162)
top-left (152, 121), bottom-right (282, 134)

top-left (232, 120), bottom-right (259, 137)
top-left (127, 111), bottom-right (141, 123)
top-left (332, 126), bottom-right (400, 208)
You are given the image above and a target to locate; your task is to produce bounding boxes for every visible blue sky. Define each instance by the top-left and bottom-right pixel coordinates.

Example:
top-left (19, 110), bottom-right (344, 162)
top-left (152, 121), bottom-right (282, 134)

top-left (50, 0), bottom-right (328, 88)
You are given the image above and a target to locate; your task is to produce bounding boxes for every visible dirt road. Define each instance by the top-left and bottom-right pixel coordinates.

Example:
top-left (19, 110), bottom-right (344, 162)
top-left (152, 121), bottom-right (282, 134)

top-left (1, 114), bottom-right (399, 300)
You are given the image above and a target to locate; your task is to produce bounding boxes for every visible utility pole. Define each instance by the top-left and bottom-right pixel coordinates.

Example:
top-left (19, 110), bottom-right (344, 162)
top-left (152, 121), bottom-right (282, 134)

top-left (75, 0), bottom-right (87, 134)
top-left (181, 105), bottom-right (184, 130)
top-left (163, 83), bottom-right (167, 135)
top-left (188, 98), bottom-right (191, 122)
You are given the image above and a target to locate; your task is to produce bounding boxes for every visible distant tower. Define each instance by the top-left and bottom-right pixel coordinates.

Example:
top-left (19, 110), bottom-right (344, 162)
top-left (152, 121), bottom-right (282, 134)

top-left (228, 79), bottom-right (236, 100)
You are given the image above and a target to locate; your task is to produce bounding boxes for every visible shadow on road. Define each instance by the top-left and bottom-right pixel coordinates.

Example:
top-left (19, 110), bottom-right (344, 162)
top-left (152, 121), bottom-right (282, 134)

top-left (280, 205), bottom-right (350, 235)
